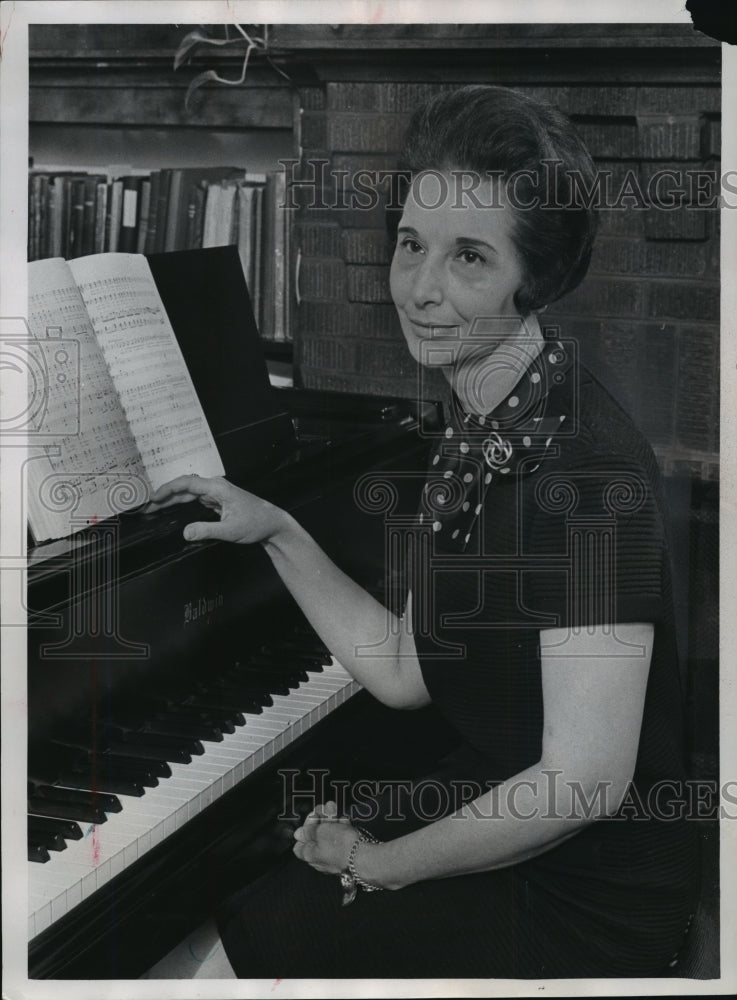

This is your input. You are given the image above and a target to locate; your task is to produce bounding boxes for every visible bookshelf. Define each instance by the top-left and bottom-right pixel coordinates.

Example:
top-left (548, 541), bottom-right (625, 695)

top-left (29, 25), bottom-right (298, 352)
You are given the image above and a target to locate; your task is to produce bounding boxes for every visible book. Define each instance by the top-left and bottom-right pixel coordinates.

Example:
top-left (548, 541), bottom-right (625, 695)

top-left (163, 169), bottom-right (184, 252)
top-left (118, 176), bottom-right (143, 252)
top-left (27, 252), bottom-right (225, 542)
top-left (47, 176), bottom-right (64, 258)
top-left (93, 180), bottom-right (109, 254)
top-left (185, 183), bottom-right (207, 249)
top-left (135, 179), bottom-right (152, 253)
top-left (65, 177), bottom-right (86, 259)
top-left (153, 169), bottom-right (172, 253)
top-left (28, 173), bottom-right (49, 261)
top-left (143, 171), bottom-right (162, 253)
top-left (236, 178), bottom-right (264, 321)
top-left (271, 169), bottom-right (288, 342)
top-left (202, 180), bottom-right (238, 248)
top-left (106, 179), bottom-right (123, 252)
top-left (164, 167), bottom-right (245, 252)
top-left (260, 173), bottom-right (277, 340)
top-left (80, 175), bottom-right (106, 256)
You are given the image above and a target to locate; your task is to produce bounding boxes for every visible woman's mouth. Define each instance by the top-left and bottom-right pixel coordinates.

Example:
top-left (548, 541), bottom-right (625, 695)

top-left (408, 319), bottom-right (460, 334)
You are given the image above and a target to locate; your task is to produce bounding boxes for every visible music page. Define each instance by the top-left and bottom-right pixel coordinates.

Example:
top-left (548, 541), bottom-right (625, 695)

top-left (27, 257), bottom-right (147, 541)
top-left (69, 252), bottom-right (225, 489)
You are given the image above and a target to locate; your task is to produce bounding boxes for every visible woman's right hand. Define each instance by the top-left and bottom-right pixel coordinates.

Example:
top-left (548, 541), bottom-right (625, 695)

top-left (148, 475), bottom-right (288, 546)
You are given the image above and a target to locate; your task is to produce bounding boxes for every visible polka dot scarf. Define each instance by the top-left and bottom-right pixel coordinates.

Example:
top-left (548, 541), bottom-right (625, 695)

top-left (419, 339), bottom-right (575, 551)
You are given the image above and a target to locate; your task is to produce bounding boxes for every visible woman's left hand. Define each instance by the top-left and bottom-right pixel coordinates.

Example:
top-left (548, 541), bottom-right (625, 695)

top-left (292, 800), bottom-right (360, 875)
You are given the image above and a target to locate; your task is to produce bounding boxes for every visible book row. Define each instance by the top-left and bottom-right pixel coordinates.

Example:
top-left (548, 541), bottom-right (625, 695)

top-left (28, 166), bottom-right (291, 341)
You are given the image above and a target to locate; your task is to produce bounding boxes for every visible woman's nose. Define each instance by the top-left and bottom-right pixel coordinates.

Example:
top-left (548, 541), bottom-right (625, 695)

top-left (411, 256), bottom-right (444, 308)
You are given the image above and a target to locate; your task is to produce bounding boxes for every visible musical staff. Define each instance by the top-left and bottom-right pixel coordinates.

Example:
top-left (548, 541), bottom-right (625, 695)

top-left (26, 254), bottom-right (223, 543)
top-left (70, 253), bottom-right (222, 490)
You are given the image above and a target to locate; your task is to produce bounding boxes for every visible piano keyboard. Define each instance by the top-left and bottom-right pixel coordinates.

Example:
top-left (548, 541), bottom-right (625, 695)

top-left (28, 656), bottom-right (360, 941)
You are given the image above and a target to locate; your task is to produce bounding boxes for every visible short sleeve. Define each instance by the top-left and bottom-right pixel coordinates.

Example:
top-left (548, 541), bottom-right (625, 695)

top-left (521, 455), bottom-right (666, 630)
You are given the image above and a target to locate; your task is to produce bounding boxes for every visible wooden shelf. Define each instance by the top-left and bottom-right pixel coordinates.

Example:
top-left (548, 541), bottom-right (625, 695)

top-left (30, 71), bottom-right (294, 129)
top-left (30, 22), bottom-right (720, 61)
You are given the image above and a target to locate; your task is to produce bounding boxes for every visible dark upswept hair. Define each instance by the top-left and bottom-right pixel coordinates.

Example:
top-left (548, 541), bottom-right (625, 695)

top-left (391, 85), bottom-right (599, 314)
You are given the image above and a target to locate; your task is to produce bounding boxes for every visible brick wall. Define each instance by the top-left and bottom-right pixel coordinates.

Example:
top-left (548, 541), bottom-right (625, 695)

top-left (289, 27), bottom-right (720, 479)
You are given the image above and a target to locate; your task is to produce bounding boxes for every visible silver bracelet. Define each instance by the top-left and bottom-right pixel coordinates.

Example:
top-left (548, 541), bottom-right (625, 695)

top-left (339, 828), bottom-right (383, 906)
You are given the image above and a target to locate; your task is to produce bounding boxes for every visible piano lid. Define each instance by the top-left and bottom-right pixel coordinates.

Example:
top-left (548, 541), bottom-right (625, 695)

top-left (145, 246), bottom-right (296, 485)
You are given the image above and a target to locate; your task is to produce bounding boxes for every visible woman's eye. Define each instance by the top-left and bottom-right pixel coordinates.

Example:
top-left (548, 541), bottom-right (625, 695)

top-left (400, 237), bottom-right (424, 254)
top-left (458, 248), bottom-right (485, 265)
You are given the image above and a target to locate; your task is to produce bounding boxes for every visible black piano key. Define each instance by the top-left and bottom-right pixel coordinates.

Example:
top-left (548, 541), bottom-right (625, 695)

top-left (27, 828), bottom-right (67, 852)
top-left (248, 661), bottom-right (310, 683)
top-left (84, 756), bottom-right (161, 787)
top-left (207, 674), bottom-right (281, 700)
top-left (234, 654), bottom-right (297, 672)
top-left (252, 670), bottom-right (302, 690)
top-left (193, 685), bottom-right (266, 713)
top-left (46, 735), bottom-right (153, 774)
top-left (262, 648), bottom-right (328, 670)
top-left (28, 796), bottom-right (108, 825)
top-left (185, 698), bottom-right (248, 724)
top-left (109, 728), bottom-right (205, 756)
top-left (222, 687), bottom-right (272, 708)
top-left (198, 675), bottom-right (273, 701)
top-left (134, 694), bottom-right (183, 713)
top-left (290, 624), bottom-right (332, 647)
top-left (133, 716), bottom-right (224, 742)
top-left (27, 815), bottom-right (84, 840)
top-left (107, 739), bottom-right (192, 764)
top-left (29, 843), bottom-right (50, 864)
top-left (225, 671), bottom-right (293, 695)
top-left (40, 740), bottom-right (164, 787)
top-left (56, 769), bottom-right (147, 797)
top-left (201, 677), bottom-right (270, 715)
top-left (134, 692), bottom-right (234, 725)
top-left (266, 638), bottom-right (332, 661)
top-left (105, 753), bottom-right (172, 778)
top-left (151, 705), bottom-right (237, 734)
top-left (288, 656), bottom-right (326, 672)
top-left (29, 781), bottom-right (122, 814)
top-left (198, 686), bottom-right (266, 713)
top-left (241, 657), bottom-right (308, 683)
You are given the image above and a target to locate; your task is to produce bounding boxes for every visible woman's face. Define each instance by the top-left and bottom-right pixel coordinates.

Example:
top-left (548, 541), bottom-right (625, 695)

top-left (389, 170), bottom-right (526, 371)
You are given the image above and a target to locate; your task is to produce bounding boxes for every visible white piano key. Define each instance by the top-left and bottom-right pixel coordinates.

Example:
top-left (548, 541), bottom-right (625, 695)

top-left (33, 900), bottom-right (52, 935)
top-left (29, 659), bottom-right (358, 939)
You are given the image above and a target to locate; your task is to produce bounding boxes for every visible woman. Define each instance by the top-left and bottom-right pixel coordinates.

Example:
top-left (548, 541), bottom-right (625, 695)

top-left (150, 86), bottom-right (698, 978)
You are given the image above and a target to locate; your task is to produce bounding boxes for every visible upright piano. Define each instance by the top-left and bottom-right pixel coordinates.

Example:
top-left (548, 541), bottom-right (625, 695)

top-left (25, 248), bottom-right (454, 978)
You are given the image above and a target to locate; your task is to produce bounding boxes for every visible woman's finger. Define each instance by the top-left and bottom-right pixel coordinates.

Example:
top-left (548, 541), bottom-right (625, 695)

top-left (293, 839), bottom-right (318, 864)
top-left (293, 824), bottom-right (316, 845)
top-left (182, 520), bottom-right (231, 543)
top-left (149, 475), bottom-right (227, 506)
top-left (317, 800), bottom-right (350, 824)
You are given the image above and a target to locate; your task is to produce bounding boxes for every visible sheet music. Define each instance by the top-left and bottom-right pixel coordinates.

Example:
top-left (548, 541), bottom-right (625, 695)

top-left (69, 253), bottom-right (224, 488)
top-left (27, 257), bottom-right (147, 540)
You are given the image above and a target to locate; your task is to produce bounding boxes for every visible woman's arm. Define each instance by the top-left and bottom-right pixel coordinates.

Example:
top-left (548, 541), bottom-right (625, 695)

top-left (149, 475), bottom-right (431, 710)
top-left (295, 622), bottom-right (653, 888)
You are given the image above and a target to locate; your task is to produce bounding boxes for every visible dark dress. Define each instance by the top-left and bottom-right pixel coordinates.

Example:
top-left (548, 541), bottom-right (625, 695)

top-left (218, 340), bottom-right (699, 979)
